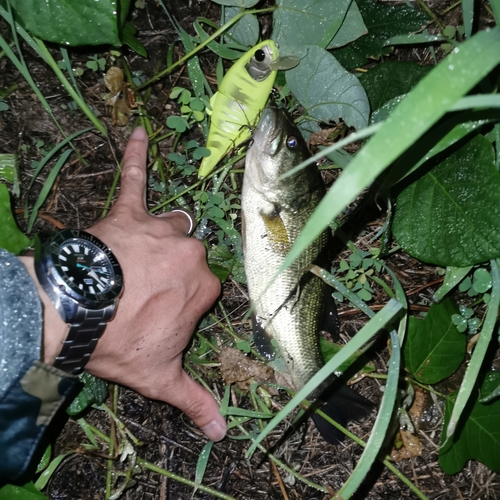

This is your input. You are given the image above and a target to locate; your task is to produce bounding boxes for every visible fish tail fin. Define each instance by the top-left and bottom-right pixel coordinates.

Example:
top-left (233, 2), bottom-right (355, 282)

top-left (311, 385), bottom-right (373, 445)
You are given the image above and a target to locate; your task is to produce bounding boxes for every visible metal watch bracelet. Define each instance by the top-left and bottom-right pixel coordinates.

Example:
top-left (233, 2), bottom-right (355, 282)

top-left (53, 306), bottom-right (115, 375)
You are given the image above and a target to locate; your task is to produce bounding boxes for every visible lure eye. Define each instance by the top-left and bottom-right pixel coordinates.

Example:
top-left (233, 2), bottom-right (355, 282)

top-left (254, 49), bottom-right (266, 62)
top-left (287, 136), bottom-right (298, 150)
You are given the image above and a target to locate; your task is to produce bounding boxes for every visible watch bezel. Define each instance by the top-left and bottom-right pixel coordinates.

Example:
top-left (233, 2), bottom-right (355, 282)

top-left (36, 229), bottom-right (123, 309)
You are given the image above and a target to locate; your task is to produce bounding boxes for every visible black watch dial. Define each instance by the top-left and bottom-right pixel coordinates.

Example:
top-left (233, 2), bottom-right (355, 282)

top-left (36, 229), bottom-right (123, 308)
top-left (58, 239), bottom-right (115, 295)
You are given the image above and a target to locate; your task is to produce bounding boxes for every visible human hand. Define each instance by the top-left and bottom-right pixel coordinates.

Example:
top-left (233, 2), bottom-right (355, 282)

top-left (83, 127), bottom-right (226, 441)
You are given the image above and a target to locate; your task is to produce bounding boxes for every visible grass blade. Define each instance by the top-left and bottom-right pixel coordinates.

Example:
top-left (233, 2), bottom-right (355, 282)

top-left (337, 327), bottom-right (402, 499)
top-left (194, 441), bottom-right (213, 495)
top-left (433, 266), bottom-right (473, 303)
top-left (462, 0), bottom-right (474, 39)
top-left (27, 149), bottom-right (73, 232)
top-left (444, 259), bottom-right (500, 440)
top-left (34, 38), bottom-right (107, 136)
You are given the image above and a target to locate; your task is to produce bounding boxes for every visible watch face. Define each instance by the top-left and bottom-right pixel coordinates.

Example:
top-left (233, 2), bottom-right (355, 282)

top-left (58, 239), bottom-right (115, 295)
top-left (42, 229), bottom-right (123, 306)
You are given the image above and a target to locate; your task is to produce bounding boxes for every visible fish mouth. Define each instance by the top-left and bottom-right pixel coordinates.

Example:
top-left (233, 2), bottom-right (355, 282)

top-left (254, 107), bottom-right (286, 157)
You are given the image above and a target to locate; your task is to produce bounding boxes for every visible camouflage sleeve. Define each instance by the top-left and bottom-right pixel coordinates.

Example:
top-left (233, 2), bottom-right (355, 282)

top-left (0, 249), bottom-right (82, 485)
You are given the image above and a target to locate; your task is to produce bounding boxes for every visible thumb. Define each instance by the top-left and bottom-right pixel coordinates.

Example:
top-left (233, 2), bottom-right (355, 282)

top-left (165, 371), bottom-right (227, 442)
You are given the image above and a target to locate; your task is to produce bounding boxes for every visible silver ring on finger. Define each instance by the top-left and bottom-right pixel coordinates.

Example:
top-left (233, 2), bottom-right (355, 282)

top-left (171, 208), bottom-right (196, 237)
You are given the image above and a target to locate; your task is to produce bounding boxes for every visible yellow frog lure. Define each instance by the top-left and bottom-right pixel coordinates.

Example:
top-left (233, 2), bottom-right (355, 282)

top-left (198, 40), bottom-right (286, 178)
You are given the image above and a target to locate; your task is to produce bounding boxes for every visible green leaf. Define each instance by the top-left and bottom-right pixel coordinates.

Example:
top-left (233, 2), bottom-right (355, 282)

top-left (319, 337), bottom-right (375, 374)
top-left (439, 371), bottom-right (500, 474)
top-left (4, 0), bottom-right (125, 46)
top-left (224, 7), bottom-right (259, 47)
top-left (286, 45), bottom-right (369, 130)
top-left (473, 268), bottom-right (492, 293)
top-left (393, 135), bottom-right (500, 267)
top-left (192, 147), bottom-right (211, 160)
top-left (433, 266), bottom-right (473, 302)
top-left (0, 482), bottom-right (48, 499)
top-left (211, 0), bottom-right (259, 6)
top-left (480, 371), bottom-right (500, 403)
top-left (27, 149), bottom-right (73, 232)
top-left (194, 441), bottom-right (213, 495)
top-left (444, 260), bottom-right (500, 442)
top-left (207, 243), bottom-right (237, 282)
top-left (359, 61), bottom-right (432, 112)
top-left (0, 153), bottom-right (20, 196)
top-left (272, 0), bottom-right (351, 55)
top-left (0, 183), bottom-right (30, 254)
top-left (326, 0), bottom-right (367, 48)
top-left (343, 0), bottom-right (428, 60)
top-left (166, 115), bottom-right (188, 133)
top-left (404, 298), bottom-right (466, 384)
top-left (67, 372), bottom-right (108, 416)
top-left (34, 452), bottom-right (72, 490)
top-left (331, 45), bottom-right (369, 71)
top-left (122, 22), bottom-right (147, 57)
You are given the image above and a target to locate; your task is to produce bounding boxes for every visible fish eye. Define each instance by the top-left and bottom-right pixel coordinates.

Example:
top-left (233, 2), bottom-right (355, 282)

top-left (254, 49), bottom-right (266, 62)
top-left (287, 136), bottom-right (298, 149)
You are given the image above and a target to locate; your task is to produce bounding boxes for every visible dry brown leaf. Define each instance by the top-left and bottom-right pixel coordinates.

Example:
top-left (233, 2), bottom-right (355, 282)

top-left (391, 429), bottom-right (423, 461)
top-left (218, 347), bottom-right (275, 392)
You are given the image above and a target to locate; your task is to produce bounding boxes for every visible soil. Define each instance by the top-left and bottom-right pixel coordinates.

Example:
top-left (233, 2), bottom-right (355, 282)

top-left (2, 1), bottom-right (499, 499)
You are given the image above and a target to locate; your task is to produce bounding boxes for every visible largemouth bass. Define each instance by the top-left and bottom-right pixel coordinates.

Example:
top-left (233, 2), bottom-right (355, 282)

top-left (241, 107), bottom-right (371, 443)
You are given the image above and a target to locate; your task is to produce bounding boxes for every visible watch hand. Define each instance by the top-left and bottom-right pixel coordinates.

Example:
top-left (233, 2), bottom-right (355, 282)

top-left (76, 263), bottom-right (90, 270)
top-left (88, 269), bottom-right (106, 287)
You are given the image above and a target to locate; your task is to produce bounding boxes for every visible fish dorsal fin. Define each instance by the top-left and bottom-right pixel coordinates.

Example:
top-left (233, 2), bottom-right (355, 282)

top-left (260, 211), bottom-right (290, 256)
top-left (251, 313), bottom-right (276, 361)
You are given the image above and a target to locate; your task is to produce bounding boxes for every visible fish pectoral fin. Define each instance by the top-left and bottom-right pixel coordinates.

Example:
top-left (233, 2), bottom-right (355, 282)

top-left (251, 313), bottom-right (276, 361)
top-left (260, 210), bottom-right (290, 255)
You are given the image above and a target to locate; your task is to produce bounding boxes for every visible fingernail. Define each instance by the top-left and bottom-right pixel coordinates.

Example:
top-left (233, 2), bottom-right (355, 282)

top-left (201, 418), bottom-right (227, 442)
top-left (130, 126), bottom-right (147, 141)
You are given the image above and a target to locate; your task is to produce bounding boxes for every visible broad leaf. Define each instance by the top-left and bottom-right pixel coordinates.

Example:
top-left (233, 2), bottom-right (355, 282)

top-left (3, 0), bottom-right (127, 46)
top-left (330, 45), bottom-right (368, 71)
top-left (334, 0), bottom-right (428, 61)
top-left (224, 8), bottom-right (259, 47)
top-left (327, 0), bottom-right (367, 49)
top-left (272, 0), bottom-right (351, 55)
top-left (359, 61), bottom-right (432, 112)
top-left (393, 135), bottom-right (500, 267)
top-left (404, 298), bottom-right (465, 384)
top-left (0, 183), bottom-right (30, 254)
top-left (439, 371), bottom-right (500, 474)
top-left (286, 45), bottom-right (369, 130)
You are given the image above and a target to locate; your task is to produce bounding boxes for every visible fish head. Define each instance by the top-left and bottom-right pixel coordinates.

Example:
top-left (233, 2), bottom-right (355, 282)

top-left (245, 107), bottom-right (323, 212)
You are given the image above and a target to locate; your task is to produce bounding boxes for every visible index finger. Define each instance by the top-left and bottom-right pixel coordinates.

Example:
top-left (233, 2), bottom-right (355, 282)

top-left (115, 126), bottom-right (149, 211)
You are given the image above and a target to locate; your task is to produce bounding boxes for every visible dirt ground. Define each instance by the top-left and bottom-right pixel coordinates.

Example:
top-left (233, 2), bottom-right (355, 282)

top-left (1, 0), bottom-right (500, 499)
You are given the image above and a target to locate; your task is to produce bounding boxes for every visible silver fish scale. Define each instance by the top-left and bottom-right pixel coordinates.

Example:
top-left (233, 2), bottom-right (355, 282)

top-left (242, 148), bottom-right (331, 398)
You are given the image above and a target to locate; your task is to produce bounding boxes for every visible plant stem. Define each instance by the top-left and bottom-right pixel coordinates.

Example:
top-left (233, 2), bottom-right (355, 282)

top-left (135, 7), bottom-right (276, 91)
top-left (137, 457), bottom-right (237, 500)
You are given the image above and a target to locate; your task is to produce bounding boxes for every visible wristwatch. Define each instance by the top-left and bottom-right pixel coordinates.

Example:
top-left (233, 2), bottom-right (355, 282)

top-left (34, 229), bottom-right (124, 375)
